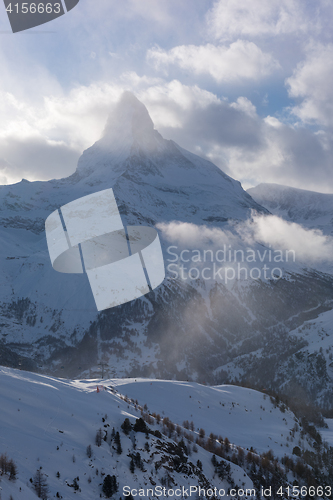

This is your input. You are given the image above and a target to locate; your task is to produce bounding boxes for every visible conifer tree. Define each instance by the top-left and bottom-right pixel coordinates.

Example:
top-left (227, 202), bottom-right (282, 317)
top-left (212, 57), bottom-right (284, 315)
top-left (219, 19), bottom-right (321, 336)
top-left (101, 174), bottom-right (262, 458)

top-left (114, 431), bottom-right (122, 454)
top-left (102, 474), bottom-right (118, 498)
top-left (95, 428), bottom-right (103, 447)
top-left (121, 418), bottom-right (132, 435)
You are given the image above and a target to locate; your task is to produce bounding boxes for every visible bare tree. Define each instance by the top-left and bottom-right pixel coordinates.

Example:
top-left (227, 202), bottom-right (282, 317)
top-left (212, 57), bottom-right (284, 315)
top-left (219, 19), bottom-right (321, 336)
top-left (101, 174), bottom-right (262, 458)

top-left (33, 469), bottom-right (49, 499)
top-left (0, 454), bottom-right (17, 480)
top-left (0, 453), bottom-right (8, 475)
top-left (9, 459), bottom-right (17, 480)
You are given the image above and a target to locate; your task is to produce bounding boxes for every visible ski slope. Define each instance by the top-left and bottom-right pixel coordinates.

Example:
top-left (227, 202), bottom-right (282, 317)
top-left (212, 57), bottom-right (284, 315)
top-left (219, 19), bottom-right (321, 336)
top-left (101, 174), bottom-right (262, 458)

top-left (109, 378), bottom-right (305, 458)
top-left (0, 367), bottom-right (261, 499)
top-left (0, 366), bottom-right (322, 499)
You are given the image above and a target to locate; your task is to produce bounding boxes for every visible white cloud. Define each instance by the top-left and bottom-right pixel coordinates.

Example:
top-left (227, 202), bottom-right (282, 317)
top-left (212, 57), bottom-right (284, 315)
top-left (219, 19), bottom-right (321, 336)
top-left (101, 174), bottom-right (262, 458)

top-left (239, 214), bottom-right (333, 262)
top-left (206, 0), bottom-right (316, 40)
top-left (138, 80), bottom-right (220, 129)
top-left (0, 83), bottom-right (123, 184)
top-left (147, 41), bottom-right (280, 83)
top-left (158, 216), bottom-right (333, 265)
top-left (157, 221), bottom-right (237, 248)
top-left (230, 97), bottom-right (257, 118)
top-left (264, 116), bottom-right (283, 128)
top-left (286, 43), bottom-right (333, 126)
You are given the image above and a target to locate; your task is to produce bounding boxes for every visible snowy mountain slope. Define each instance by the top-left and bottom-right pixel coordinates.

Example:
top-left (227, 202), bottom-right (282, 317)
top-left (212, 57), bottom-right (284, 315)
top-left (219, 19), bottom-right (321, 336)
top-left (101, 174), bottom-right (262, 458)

top-left (322, 419), bottom-right (333, 446)
top-left (247, 183), bottom-right (333, 234)
top-left (108, 379), bottom-right (304, 458)
top-left (289, 308), bottom-right (333, 359)
top-left (0, 367), bottom-right (255, 499)
top-left (203, 295), bottom-right (333, 410)
top-left (0, 92), bottom-right (267, 358)
top-left (0, 368), bottom-right (254, 499)
top-left (1, 93), bottom-right (333, 409)
top-left (46, 270), bottom-right (333, 404)
top-left (0, 367), bottom-right (329, 499)
top-left (270, 307), bottom-right (333, 407)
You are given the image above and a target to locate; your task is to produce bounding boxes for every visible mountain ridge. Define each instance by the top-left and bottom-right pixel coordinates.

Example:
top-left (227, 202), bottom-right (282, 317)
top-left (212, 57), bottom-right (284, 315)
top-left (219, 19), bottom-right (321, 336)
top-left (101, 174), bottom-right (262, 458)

top-left (247, 183), bottom-right (333, 234)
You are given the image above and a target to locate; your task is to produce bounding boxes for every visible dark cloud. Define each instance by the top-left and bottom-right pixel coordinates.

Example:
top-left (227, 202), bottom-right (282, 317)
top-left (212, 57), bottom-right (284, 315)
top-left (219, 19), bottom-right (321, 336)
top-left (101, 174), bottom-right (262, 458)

top-left (178, 101), bottom-right (264, 149)
top-left (0, 137), bottom-right (80, 183)
top-left (150, 94), bottom-right (333, 192)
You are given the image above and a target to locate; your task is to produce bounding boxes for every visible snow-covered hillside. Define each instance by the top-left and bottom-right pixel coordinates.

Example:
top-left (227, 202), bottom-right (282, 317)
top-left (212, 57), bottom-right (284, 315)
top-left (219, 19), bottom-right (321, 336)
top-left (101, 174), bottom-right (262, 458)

top-left (109, 379), bottom-right (305, 458)
top-left (0, 367), bottom-right (249, 499)
top-left (247, 183), bottom-right (333, 235)
top-left (0, 367), bottom-right (330, 499)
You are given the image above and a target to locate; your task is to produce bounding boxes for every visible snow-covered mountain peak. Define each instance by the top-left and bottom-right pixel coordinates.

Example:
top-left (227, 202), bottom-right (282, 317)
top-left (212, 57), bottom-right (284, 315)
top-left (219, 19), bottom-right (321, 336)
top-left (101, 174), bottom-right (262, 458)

top-left (103, 91), bottom-right (156, 144)
top-left (76, 91), bottom-right (165, 176)
top-left (71, 92), bottom-right (266, 224)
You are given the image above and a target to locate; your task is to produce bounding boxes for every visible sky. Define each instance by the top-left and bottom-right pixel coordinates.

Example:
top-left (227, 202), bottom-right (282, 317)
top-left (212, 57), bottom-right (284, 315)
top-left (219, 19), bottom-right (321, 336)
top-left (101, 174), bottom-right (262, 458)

top-left (0, 0), bottom-right (333, 192)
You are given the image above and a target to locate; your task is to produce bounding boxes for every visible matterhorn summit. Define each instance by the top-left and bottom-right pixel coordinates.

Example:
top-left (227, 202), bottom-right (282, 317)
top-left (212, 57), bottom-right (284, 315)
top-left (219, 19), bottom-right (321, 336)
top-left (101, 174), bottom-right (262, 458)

top-left (76, 92), bottom-right (166, 179)
top-left (0, 92), bottom-right (265, 232)
top-left (75, 91), bottom-right (266, 225)
top-left (102, 91), bottom-right (162, 151)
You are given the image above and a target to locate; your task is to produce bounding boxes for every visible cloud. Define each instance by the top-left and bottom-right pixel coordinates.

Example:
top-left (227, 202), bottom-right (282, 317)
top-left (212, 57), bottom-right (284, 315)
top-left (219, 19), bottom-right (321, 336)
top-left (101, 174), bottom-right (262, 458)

top-left (0, 83), bottom-right (123, 184)
top-left (230, 97), bottom-right (257, 119)
top-left (147, 41), bottom-right (280, 83)
top-left (222, 118), bottom-right (333, 192)
top-left (139, 81), bottom-right (263, 150)
top-left (137, 79), bottom-right (221, 129)
top-left (206, 0), bottom-right (317, 40)
top-left (157, 221), bottom-right (238, 248)
top-left (136, 80), bottom-right (333, 193)
top-left (158, 215), bottom-right (333, 265)
top-left (0, 0), bottom-right (331, 195)
top-left (286, 43), bottom-right (333, 126)
top-left (0, 137), bottom-right (80, 184)
top-left (0, 69), bottom-right (332, 195)
top-left (238, 214), bottom-right (333, 263)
